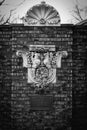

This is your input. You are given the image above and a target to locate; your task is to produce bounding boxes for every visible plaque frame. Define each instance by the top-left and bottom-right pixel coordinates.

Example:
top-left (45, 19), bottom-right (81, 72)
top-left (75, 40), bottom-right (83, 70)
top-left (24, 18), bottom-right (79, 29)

top-left (30, 94), bottom-right (54, 111)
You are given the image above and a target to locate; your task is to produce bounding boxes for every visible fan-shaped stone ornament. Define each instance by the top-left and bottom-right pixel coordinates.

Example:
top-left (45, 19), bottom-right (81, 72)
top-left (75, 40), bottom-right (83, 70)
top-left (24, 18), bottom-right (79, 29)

top-left (21, 1), bottom-right (61, 26)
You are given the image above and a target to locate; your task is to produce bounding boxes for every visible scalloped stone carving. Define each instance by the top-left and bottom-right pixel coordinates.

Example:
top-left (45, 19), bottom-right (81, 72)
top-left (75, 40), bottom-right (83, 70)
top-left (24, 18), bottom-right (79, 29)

top-left (21, 1), bottom-right (61, 26)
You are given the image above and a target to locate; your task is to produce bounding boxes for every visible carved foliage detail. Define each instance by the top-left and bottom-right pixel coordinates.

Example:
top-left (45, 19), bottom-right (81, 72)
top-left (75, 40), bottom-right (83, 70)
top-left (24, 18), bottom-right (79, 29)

top-left (16, 45), bottom-right (68, 88)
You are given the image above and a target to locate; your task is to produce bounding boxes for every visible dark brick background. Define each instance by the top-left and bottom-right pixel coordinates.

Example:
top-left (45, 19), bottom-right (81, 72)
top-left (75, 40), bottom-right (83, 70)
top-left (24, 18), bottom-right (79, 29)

top-left (0, 26), bottom-right (12, 130)
top-left (73, 26), bottom-right (87, 130)
top-left (0, 25), bottom-right (86, 130)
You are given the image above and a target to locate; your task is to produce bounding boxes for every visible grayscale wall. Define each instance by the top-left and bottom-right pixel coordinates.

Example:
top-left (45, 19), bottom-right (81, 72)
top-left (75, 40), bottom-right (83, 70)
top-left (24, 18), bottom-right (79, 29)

top-left (0, 25), bottom-right (87, 130)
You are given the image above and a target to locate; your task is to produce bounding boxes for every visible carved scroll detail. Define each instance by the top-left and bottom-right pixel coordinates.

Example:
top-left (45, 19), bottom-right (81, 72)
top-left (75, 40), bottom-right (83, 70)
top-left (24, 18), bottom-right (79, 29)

top-left (16, 45), bottom-right (68, 88)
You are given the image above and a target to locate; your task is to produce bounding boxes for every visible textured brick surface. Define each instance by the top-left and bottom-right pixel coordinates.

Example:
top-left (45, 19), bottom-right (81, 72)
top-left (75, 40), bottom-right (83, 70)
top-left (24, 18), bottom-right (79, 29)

top-left (73, 26), bottom-right (87, 129)
top-left (0, 26), bottom-right (12, 129)
top-left (0, 24), bottom-right (86, 130)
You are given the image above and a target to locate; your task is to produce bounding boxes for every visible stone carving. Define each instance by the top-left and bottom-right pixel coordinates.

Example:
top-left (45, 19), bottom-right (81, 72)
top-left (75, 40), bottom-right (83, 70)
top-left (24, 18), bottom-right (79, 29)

top-left (56, 51), bottom-right (68, 68)
top-left (44, 52), bottom-right (51, 68)
top-left (16, 45), bottom-right (68, 88)
top-left (31, 52), bottom-right (40, 68)
top-left (21, 1), bottom-right (61, 26)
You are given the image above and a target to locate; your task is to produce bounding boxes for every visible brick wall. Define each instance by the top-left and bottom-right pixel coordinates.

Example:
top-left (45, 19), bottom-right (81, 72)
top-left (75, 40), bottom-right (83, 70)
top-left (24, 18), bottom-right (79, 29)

top-left (0, 26), bottom-right (12, 129)
top-left (0, 24), bottom-right (86, 130)
top-left (73, 26), bottom-right (87, 129)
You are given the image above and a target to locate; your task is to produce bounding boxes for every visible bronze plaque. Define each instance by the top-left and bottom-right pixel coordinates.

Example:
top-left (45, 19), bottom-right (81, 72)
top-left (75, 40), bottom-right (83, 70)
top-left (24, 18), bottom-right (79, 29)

top-left (30, 95), bottom-right (53, 110)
